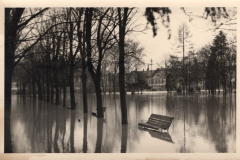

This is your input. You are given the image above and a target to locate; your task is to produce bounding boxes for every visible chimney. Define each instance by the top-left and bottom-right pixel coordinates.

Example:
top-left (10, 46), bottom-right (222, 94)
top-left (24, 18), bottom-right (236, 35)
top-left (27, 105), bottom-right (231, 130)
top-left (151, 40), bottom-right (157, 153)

top-left (143, 69), bottom-right (144, 71)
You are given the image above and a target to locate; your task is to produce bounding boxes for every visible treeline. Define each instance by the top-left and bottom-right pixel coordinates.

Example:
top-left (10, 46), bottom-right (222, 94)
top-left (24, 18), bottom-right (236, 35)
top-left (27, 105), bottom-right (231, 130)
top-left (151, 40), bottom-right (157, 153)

top-left (11, 8), bottom-right (148, 116)
top-left (165, 31), bottom-right (236, 94)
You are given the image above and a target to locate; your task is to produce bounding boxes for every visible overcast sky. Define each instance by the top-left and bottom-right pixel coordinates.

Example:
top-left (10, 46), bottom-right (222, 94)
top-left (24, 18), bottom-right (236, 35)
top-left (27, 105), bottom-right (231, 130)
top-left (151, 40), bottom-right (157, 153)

top-left (129, 7), bottom-right (236, 70)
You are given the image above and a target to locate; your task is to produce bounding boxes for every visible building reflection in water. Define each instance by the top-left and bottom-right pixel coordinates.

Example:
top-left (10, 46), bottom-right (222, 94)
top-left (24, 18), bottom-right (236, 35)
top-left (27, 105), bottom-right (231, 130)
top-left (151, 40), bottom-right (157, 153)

top-left (10, 92), bottom-right (236, 153)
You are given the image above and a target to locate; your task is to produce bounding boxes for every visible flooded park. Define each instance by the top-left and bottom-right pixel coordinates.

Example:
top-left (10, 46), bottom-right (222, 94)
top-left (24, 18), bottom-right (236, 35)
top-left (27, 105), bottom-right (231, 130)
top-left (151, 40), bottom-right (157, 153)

top-left (10, 92), bottom-right (236, 153)
top-left (5, 7), bottom-right (236, 155)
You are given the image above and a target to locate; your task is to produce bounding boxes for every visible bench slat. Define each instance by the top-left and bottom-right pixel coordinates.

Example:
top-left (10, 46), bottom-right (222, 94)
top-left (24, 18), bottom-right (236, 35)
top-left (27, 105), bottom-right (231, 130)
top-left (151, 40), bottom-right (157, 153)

top-left (150, 115), bottom-right (174, 121)
top-left (149, 117), bottom-right (172, 123)
top-left (151, 114), bottom-right (174, 119)
top-left (148, 118), bottom-right (172, 124)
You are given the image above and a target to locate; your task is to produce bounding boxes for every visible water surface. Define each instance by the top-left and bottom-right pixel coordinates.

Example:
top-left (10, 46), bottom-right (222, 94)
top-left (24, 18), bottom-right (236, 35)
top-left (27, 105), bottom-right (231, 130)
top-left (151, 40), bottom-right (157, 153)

top-left (10, 92), bottom-right (236, 153)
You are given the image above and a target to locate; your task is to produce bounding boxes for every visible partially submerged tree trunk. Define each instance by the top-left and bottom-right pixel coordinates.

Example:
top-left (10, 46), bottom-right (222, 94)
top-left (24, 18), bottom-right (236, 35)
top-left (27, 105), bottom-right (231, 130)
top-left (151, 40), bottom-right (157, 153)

top-left (5, 7), bottom-right (49, 153)
top-left (50, 73), bottom-right (54, 103)
top-left (85, 8), bottom-right (104, 117)
top-left (53, 35), bottom-right (62, 105)
top-left (63, 83), bottom-right (66, 107)
top-left (37, 76), bottom-right (43, 100)
top-left (118, 8), bottom-right (129, 124)
top-left (32, 78), bottom-right (36, 98)
top-left (93, 78), bottom-right (103, 117)
top-left (77, 8), bottom-right (88, 113)
top-left (82, 68), bottom-right (88, 113)
top-left (46, 54), bottom-right (50, 102)
top-left (54, 72), bottom-right (60, 105)
top-left (68, 22), bottom-right (76, 109)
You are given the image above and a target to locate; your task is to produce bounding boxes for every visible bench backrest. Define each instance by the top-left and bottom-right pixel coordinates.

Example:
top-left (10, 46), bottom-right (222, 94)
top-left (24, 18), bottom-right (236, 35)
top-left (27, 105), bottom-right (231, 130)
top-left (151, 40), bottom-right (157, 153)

top-left (147, 114), bottom-right (174, 127)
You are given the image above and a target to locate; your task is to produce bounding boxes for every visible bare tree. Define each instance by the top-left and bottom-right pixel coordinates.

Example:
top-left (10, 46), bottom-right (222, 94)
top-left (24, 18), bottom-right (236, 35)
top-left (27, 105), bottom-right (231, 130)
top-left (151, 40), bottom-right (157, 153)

top-left (5, 8), bottom-right (49, 153)
top-left (86, 8), bottom-right (118, 117)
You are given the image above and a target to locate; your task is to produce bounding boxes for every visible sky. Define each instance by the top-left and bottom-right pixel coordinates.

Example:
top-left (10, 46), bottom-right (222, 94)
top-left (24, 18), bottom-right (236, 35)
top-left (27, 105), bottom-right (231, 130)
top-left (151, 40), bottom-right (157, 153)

top-left (129, 7), bottom-right (236, 70)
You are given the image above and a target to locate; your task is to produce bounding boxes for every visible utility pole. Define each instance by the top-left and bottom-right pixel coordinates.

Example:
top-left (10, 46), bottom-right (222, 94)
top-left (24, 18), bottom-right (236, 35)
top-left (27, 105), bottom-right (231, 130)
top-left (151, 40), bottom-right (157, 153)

top-left (150, 59), bottom-right (153, 91)
top-left (150, 59), bottom-right (153, 72)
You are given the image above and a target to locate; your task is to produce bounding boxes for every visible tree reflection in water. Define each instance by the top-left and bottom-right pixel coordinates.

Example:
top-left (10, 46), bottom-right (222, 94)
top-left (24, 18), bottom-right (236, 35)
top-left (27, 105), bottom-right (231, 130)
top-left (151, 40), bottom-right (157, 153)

top-left (70, 110), bottom-right (76, 153)
top-left (95, 118), bottom-right (104, 153)
top-left (10, 93), bottom-right (236, 153)
top-left (121, 124), bottom-right (128, 153)
top-left (82, 113), bottom-right (88, 153)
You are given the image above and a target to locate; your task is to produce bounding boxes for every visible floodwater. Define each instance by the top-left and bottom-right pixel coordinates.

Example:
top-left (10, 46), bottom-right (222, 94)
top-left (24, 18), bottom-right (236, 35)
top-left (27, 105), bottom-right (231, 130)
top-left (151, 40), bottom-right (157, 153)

top-left (10, 91), bottom-right (236, 153)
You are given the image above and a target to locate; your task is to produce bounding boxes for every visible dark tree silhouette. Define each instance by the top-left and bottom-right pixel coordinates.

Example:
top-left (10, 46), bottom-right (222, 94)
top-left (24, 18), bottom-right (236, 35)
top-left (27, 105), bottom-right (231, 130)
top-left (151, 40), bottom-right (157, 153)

top-left (5, 8), bottom-right (49, 153)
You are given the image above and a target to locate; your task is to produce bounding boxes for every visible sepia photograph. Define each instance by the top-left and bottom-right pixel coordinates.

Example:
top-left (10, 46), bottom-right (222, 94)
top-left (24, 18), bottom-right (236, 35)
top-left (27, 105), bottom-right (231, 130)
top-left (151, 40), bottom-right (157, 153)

top-left (2, 1), bottom-right (238, 159)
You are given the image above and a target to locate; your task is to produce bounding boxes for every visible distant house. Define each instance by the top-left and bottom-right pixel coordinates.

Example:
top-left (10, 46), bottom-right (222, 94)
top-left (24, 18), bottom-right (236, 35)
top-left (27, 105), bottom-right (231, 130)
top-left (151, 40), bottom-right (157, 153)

top-left (73, 67), bottom-right (169, 93)
top-left (128, 68), bottom-right (167, 91)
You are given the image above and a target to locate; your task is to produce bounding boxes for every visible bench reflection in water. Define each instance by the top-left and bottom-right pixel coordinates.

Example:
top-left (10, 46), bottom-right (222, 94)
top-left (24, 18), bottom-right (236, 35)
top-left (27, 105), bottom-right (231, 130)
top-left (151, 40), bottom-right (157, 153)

top-left (138, 127), bottom-right (174, 143)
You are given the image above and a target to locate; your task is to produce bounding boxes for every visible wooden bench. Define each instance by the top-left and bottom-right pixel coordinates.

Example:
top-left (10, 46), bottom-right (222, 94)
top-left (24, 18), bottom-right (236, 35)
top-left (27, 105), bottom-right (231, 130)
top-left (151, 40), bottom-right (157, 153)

top-left (138, 114), bottom-right (174, 132)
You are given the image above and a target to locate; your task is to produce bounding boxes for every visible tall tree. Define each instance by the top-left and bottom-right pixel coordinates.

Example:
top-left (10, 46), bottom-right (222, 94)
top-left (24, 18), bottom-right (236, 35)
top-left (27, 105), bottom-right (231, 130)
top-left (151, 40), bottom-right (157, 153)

top-left (117, 7), bottom-right (130, 124)
top-left (5, 8), bottom-right (48, 152)
top-left (76, 8), bottom-right (88, 113)
top-left (210, 31), bottom-right (228, 92)
top-left (86, 8), bottom-right (118, 117)
top-left (175, 22), bottom-right (193, 92)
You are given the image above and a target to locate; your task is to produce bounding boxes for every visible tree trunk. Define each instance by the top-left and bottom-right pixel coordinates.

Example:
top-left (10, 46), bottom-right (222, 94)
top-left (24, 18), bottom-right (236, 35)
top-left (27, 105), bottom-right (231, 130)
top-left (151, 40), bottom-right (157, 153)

top-left (46, 66), bottom-right (50, 102)
top-left (59, 87), bottom-right (61, 99)
top-left (85, 8), bottom-right (103, 116)
top-left (113, 74), bottom-right (116, 94)
top-left (32, 78), bottom-right (36, 98)
top-left (69, 22), bottom-right (76, 109)
top-left (82, 68), bottom-right (88, 113)
top-left (53, 71), bottom-right (60, 105)
top-left (29, 81), bottom-right (32, 96)
top-left (4, 63), bottom-right (13, 153)
top-left (118, 8), bottom-right (128, 124)
top-left (62, 68), bottom-right (66, 107)
top-left (69, 63), bottom-right (75, 109)
top-left (42, 70), bottom-right (45, 101)
top-left (37, 79), bottom-right (43, 100)
top-left (50, 74), bottom-right (54, 103)
top-left (93, 78), bottom-right (104, 118)
top-left (19, 83), bottom-right (22, 94)
top-left (22, 83), bottom-right (26, 95)
top-left (63, 84), bottom-right (66, 107)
